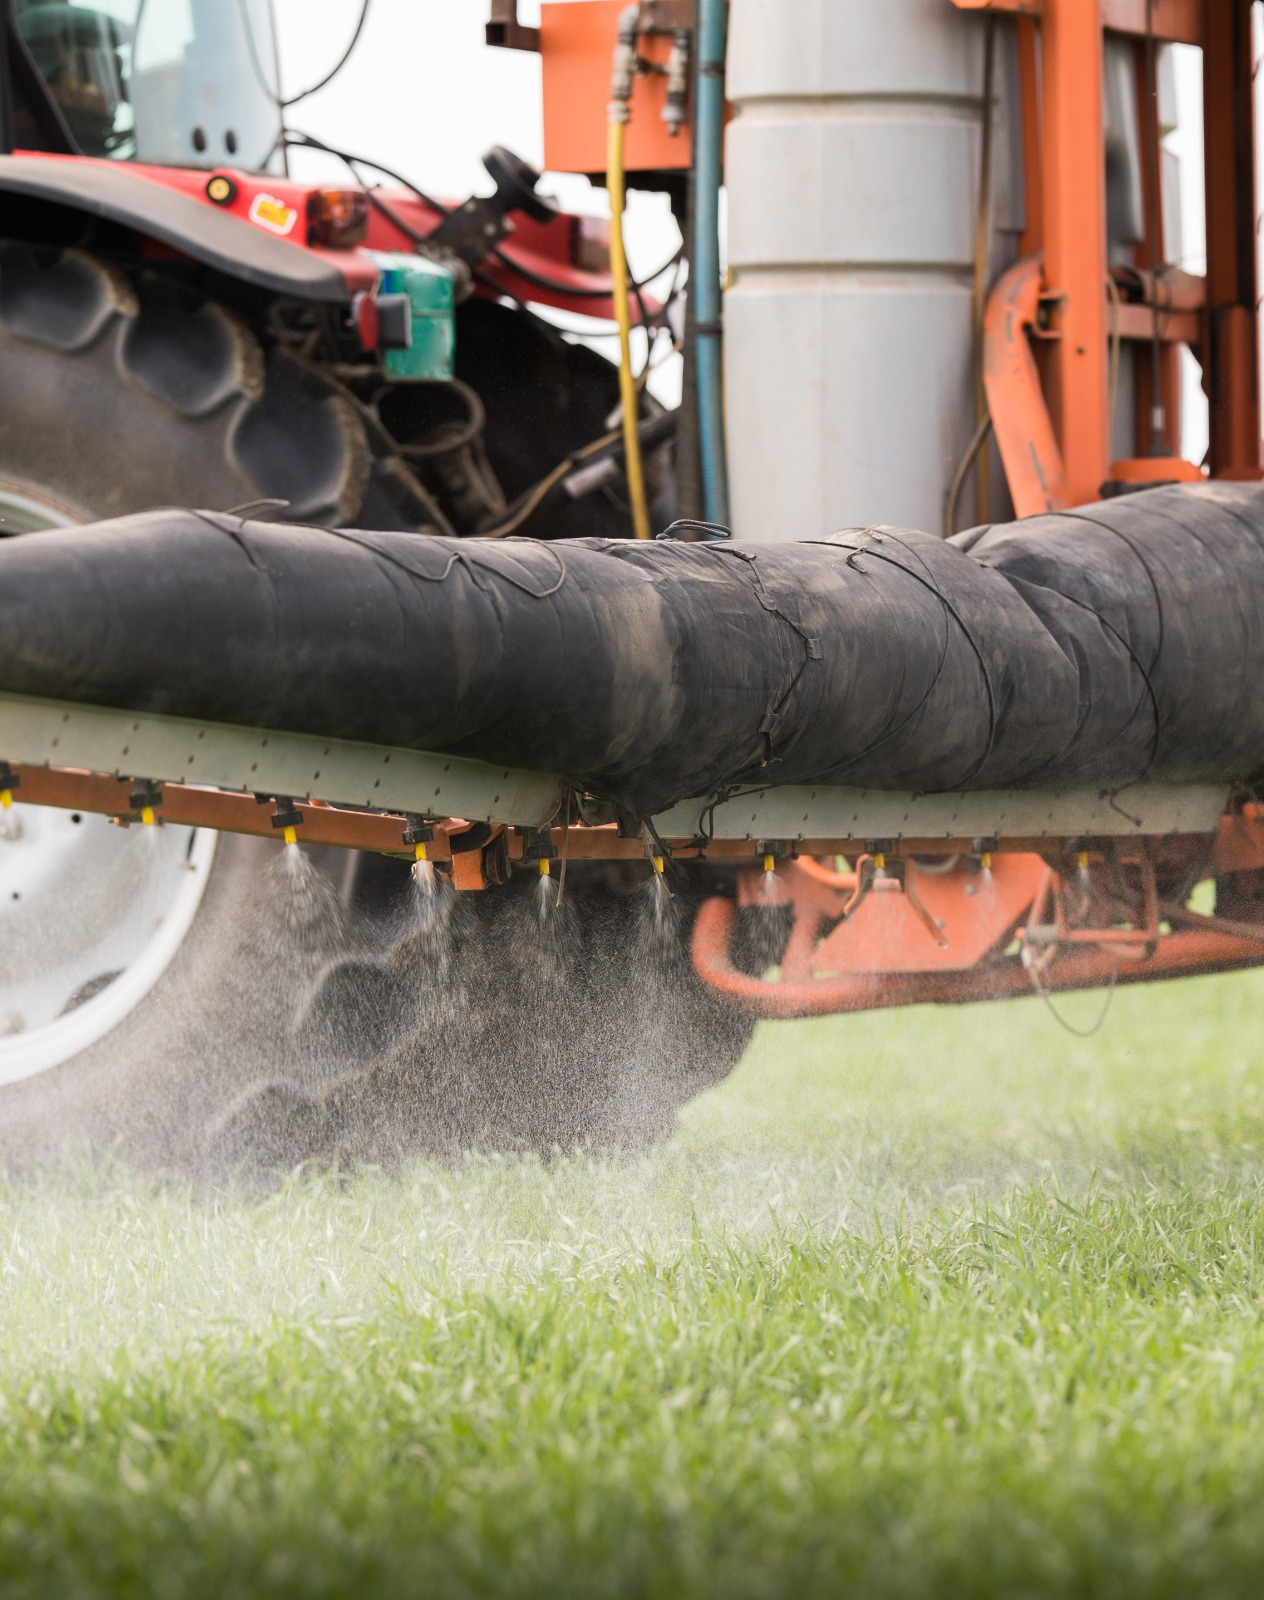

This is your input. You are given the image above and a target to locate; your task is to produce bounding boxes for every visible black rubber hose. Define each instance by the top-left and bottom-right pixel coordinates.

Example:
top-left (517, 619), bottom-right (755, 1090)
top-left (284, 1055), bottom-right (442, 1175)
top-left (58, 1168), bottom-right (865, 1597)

top-left (1, 484), bottom-right (1263, 820)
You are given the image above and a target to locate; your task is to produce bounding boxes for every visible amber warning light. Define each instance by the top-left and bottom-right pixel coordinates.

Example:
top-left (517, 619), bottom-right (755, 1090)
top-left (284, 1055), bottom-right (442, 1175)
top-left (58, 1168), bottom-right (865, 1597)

top-left (307, 189), bottom-right (370, 249)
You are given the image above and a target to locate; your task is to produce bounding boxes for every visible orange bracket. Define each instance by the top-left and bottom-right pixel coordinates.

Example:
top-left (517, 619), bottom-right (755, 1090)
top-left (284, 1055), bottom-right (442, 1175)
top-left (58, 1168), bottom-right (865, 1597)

top-left (983, 257), bottom-right (1069, 516)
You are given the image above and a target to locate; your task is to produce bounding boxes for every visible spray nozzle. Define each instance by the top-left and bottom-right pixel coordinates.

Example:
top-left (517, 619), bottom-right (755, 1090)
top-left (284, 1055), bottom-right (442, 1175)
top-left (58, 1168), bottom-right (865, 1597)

top-left (268, 798), bottom-right (303, 839)
top-left (402, 815), bottom-right (434, 862)
top-left (866, 839), bottom-right (893, 877)
top-left (0, 762), bottom-right (19, 810)
top-left (662, 27), bottom-right (691, 135)
top-left (128, 780), bottom-right (162, 822)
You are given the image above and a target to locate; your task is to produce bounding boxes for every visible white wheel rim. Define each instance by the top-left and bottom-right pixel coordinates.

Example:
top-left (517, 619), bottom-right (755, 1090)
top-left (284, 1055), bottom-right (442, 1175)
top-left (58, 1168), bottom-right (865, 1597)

top-left (0, 486), bottom-right (217, 1082)
top-left (0, 813), bottom-right (217, 1084)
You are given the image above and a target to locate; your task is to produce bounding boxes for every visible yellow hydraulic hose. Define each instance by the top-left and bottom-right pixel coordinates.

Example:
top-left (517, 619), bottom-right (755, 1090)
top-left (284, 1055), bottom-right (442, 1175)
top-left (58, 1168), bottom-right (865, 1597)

top-left (606, 116), bottom-right (652, 541)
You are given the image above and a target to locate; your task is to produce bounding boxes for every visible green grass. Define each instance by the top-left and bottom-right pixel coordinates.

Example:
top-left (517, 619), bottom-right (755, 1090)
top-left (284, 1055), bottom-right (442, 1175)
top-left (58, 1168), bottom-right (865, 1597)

top-left (5, 971), bottom-right (1264, 1597)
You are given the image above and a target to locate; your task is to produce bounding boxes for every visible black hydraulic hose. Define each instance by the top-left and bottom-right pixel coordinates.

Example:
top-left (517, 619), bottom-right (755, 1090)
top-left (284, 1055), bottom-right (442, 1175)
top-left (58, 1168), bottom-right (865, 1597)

top-left (1, 484), bottom-right (1262, 821)
top-left (283, 0), bottom-right (372, 106)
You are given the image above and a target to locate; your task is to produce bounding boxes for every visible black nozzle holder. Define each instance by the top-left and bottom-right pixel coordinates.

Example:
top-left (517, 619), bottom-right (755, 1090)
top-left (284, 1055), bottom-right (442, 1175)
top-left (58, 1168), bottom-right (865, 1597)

top-left (269, 799), bottom-right (302, 831)
top-left (402, 815), bottom-right (434, 848)
top-left (0, 761), bottom-right (20, 795)
top-left (524, 827), bottom-right (558, 862)
top-left (128, 781), bottom-right (163, 811)
top-left (755, 839), bottom-right (790, 860)
top-left (972, 836), bottom-right (999, 856)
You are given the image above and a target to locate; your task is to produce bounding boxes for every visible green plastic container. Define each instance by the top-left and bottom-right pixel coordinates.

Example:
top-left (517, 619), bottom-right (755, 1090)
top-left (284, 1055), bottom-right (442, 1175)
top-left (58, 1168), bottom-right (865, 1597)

top-left (369, 251), bottom-right (456, 382)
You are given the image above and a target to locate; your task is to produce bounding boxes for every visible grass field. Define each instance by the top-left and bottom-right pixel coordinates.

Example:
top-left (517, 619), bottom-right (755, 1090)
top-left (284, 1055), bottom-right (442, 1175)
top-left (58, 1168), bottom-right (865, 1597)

top-left (4, 970), bottom-right (1264, 1597)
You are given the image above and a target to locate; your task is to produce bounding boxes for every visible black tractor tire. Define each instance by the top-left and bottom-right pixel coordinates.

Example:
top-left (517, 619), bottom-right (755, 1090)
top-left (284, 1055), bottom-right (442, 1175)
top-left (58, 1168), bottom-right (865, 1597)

top-left (209, 862), bottom-right (756, 1176)
top-left (0, 244), bottom-right (752, 1176)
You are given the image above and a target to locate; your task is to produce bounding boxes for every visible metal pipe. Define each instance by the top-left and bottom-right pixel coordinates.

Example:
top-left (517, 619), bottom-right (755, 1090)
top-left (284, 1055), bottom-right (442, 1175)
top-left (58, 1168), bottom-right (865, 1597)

top-left (693, 0), bottom-right (729, 526)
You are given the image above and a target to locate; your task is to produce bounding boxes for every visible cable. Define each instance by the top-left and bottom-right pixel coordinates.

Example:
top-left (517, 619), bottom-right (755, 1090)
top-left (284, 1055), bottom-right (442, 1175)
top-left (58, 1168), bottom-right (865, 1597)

top-left (284, 131), bottom-right (451, 215)
top-left (491, 241), bottom-right (682, 304)
top-left (943, 412), bottom-right (993, 540)
top-left (607, 30), bottom-right (652, 542)
top-left (283, 0), bottom-right (371, 107)
top-left (476, 426), bottom-right (623, 539)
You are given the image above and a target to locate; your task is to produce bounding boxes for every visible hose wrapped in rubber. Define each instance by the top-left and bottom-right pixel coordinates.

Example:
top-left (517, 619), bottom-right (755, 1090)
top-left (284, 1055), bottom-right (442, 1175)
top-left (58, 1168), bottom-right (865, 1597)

top-left (0, 483), bottom-right (1262, 820)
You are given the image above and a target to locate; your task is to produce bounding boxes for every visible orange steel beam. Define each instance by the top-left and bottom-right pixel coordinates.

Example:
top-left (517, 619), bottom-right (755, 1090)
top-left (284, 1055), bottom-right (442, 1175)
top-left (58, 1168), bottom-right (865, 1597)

top-left (954, 0), bottom-right (1204, 40)
top-left (1114, 303), bottom-right (1201, 344)
top-left (954, 0), bottom-right (1203, 42)
top-left (1041, 0), bottom-right (1110, 505)
top-left (12, 761), bottom-right (1245, 870)
top-left (1101, 0), bottom-right (1204, 43)
top-left (8, 766), bottom-right (433, 857)
top-left (1204, 0), bottom-right (1261, 478)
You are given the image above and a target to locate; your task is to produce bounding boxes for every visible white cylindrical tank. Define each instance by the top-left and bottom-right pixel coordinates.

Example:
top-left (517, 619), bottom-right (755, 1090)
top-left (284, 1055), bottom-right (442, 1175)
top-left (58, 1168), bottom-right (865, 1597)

top-left (725, 0), bottom-right (1019, 541)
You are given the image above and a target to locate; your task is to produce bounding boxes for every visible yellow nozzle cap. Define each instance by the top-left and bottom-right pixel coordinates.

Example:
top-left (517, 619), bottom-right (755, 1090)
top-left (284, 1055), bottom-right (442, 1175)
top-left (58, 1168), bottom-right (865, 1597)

top-left (283, 825), bottom-right (298, 847)
top-left (981, 852), bottom-right (993, 870)
top-left (141, 806), bottom-right (156, 827)
top-left (1077, 851), bottom-right (1089, 870)
top-left (539, 857), bottom-right (551, 877)
top-left (874, 852), bottom-right (886, 870)
top-left (652, 855), bottom-right (665, 875)
top-left (0, 790), bottom-right (10, 810)
top-left (763, 854), bottom-right (776, 873)
top-left (414, 842), bottom-right (428, 863)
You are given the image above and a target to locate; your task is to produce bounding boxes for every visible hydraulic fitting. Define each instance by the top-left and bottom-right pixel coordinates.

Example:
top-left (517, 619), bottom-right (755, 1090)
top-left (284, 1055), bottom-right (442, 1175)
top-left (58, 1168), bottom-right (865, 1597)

top-left (662, 27), bottom-right (691, 136)
top-left (609, 4), bottom-right (642, 121)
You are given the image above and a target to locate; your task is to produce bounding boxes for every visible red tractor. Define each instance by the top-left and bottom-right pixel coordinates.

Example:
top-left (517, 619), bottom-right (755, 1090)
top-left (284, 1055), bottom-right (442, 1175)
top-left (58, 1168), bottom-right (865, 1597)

top-left (0, 0), bottom-right (745, 1169)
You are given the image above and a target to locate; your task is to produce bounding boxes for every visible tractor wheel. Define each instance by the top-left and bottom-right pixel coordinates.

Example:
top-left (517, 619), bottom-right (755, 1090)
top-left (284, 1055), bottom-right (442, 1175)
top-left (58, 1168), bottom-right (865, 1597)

top-left (0, 238), bottom-right (385, 1167)
top-left (208, 863), bottom-right (756, 1174)
top-left (0, 243), bottom-right (753, 1173)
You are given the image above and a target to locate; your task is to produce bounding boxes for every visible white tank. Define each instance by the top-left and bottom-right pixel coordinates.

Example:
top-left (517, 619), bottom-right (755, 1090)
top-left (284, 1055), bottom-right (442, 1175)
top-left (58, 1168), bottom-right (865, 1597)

top-left (725, 0), bottom-right (1021, 541)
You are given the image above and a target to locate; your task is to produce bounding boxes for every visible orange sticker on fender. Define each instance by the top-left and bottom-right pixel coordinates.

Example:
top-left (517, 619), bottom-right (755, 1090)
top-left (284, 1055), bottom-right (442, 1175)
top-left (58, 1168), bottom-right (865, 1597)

top-left (248, 193), bottom-right (297, 236)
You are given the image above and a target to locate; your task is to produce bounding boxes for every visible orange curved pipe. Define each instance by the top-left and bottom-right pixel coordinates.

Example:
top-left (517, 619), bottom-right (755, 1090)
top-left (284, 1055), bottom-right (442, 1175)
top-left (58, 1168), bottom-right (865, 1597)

top-left (983, 256), bottom-right (1069, 517)
top-left (794, 856), bottom-right (859, 891)
top-left (690, 896), bottom-right (1264, 1020)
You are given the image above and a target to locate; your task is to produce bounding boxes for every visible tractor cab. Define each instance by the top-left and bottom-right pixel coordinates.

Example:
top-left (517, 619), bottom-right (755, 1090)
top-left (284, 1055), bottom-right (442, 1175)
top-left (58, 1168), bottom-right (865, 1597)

top-left (6, 0), bottom-right (280, 168)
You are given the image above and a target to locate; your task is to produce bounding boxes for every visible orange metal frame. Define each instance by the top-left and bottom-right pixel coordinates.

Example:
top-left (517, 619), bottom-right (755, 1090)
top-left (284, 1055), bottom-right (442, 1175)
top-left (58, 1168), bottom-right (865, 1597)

top-left (691, 811), bottom-right (1264, 1019)
top-left (964, 0), bottom-right (1261, 515)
